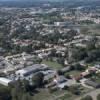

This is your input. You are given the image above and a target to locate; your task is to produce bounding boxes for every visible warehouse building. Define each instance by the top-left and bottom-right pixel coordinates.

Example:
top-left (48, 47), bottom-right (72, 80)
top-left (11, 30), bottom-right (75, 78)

top-left (16, 64), bottom-right (48, 77)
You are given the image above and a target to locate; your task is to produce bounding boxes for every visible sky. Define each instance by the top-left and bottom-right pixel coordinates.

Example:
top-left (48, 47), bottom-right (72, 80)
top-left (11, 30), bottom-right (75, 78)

top-left (0, 0), bottom-right (71, 1)
top-left (0, 0), bottom-right (75, 1)
top-left (0, 0), bottom-right (93, 1)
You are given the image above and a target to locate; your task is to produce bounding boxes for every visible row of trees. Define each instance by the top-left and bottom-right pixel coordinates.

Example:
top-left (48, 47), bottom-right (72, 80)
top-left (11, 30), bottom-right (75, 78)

top-left (37, 29), bottom-right (77, 44)
top-left (0, 72), bottom-right (44, 100)
top-left (67, 36), bottom-right (100, 64)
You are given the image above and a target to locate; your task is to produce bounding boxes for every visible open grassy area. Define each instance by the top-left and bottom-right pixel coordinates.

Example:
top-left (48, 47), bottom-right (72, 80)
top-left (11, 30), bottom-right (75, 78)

top-left (32, 89), bottom-right (54, 100)
top-left (42, 60), bottom-right (63, 70)
top-left (32, 89), bottom-right (75, 100)
top-left (80, 24), bottom-right (100, 35)
top-left (58, 93), bottom-right (73, 100)
top-left (32, 84), bottom-right (91, 100)
top-left (65, 70), bottom-right (82, 77)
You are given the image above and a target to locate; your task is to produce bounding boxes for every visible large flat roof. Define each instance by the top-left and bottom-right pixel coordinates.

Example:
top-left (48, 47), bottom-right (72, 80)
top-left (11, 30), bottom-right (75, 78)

top-left (0, 77), bottom-right (12, 83)
top-left (16, 64), bottom-right (44, 75)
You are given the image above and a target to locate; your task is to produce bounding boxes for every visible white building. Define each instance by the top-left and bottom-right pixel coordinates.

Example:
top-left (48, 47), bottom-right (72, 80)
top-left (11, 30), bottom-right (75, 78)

top-left (0, 77), bottom-right (12, 86)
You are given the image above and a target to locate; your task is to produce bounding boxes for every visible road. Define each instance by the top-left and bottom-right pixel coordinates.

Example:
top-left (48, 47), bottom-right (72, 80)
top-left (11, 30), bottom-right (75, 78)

top-left (75, 89), bottom-right (100, 100)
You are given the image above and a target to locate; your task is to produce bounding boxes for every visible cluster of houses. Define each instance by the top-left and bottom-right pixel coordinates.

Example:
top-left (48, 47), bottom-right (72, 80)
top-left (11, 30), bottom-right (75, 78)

top-left (0, 51), bottom-right (100, 91)
top-left (0, 63), bottom-right (76, 90)
top-left (0, 7), bottom-right (100, 92)
top-left (75, 66), bottom-right (100, 88)
top-left (0, 52), bottom-right (76, 89)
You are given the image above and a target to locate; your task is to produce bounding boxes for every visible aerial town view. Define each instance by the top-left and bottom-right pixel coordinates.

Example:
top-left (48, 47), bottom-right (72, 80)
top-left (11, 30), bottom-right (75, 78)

top-left (0, 0), bottom-right (100, 100)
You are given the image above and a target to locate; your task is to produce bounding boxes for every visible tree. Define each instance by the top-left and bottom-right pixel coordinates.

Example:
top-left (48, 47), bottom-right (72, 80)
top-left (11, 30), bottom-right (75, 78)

top-left (0, 85), bottom-right (11, 100)
top-left (68, 47), bottom-right (87, 63)
top-left (85, 48), bottom-right (100, 63)
top-left (68, 85), bottom-right (80, 95)
top-left (22, 79), bottom-right (30, 92)
top-left (73, 63), bottom-right (86, 71)
top-left (81, 95), bottom-right (93, 100)
top-left (21, 93), bottom-right (32, 100)
top-left (11, 79), bottom-right (32, 100)
top-left (32, 72), bottom-right (44, 87)
top-left (11, 82), bottom-right (23, 100)
top-left (97, 94), bottom-right (100, 100)
top-left (50, 49), bottom-right (56, 57)
top-left (57, 70), bottom-right (63, 75)
top-left (11, 88), bottom-right (22, 100)
top-left (87, 41), bottom-right (96, 51)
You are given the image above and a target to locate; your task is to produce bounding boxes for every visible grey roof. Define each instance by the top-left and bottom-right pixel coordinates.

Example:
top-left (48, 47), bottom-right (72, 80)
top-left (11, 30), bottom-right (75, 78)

top-left (56, 76), bottom-right (67, 83)
top-left (56, 76), bottom-right (76, 88)
top-left (16, 64), bottom-right (48, 76)
top-left (85, 80), bottom-right (100, 88)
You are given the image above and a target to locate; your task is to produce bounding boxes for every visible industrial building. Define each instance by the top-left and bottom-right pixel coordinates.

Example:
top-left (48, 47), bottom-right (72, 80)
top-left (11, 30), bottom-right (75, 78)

top-left (16, 64), bottom-right (48, 77)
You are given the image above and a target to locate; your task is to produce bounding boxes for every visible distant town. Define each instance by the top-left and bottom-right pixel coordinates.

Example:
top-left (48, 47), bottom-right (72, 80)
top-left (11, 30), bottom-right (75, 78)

top-left (0, 0), bottom-right (100, 100)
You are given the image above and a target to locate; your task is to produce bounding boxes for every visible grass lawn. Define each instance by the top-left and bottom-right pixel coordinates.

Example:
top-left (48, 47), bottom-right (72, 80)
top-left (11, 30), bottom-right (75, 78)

top-left (42, 60), bottom-right (63, 70)
top-left (58, 93), bottom-right (73, 100)
top-left (32, 86), bottom-right (91, 100)
top-left (32, 89), bottom-right (54, 100)
top-left (32, 89), bottom-right (75, 100)
top-left (65, 70), bottom-right (82, 77)
top-left (80, 24), bottom-right (100, 35)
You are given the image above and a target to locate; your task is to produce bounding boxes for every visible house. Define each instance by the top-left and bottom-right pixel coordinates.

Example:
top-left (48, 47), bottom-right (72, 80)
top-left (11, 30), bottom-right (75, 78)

top-left (94, 65), bottom-right (100, 69)
top-left (38, 53), bottom-right (49, 59)
top-left (80, 70), bottom-right (90, 77)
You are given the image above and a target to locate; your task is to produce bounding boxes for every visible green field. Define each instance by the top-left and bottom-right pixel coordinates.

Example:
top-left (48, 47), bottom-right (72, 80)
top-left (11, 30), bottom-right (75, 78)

top-left (58, 93), bottom-right (73, 100)
top-left (65, 70), bottom-right (82, 77)
top-left (42, 60), bottom-right (63, 70)
top-left (32, 89), bottom-right (75, 100)
top-left (80, 24), bottom-right (100, 35)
